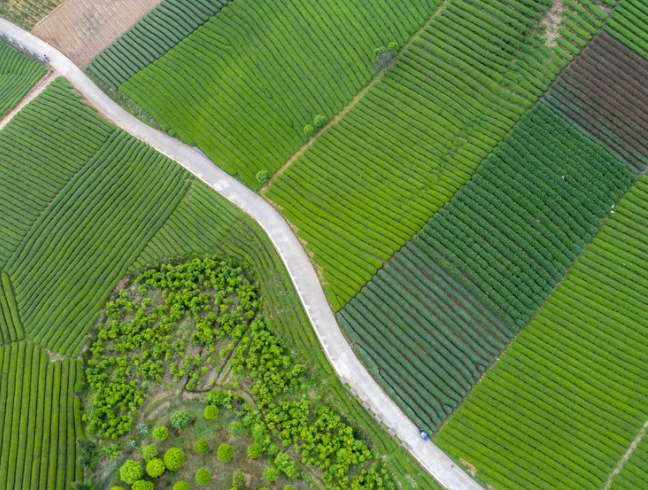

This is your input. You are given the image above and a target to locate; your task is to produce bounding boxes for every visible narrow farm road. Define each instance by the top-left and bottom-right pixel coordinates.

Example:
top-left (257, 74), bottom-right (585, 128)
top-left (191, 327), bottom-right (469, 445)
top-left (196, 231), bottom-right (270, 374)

top-left (0, 18), bottom-right (483, 490)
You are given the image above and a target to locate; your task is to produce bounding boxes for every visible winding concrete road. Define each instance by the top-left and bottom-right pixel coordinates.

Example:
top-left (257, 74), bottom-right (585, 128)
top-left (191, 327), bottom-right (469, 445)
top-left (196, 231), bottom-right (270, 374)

top-left (0, 18), bottom-right (483, 490)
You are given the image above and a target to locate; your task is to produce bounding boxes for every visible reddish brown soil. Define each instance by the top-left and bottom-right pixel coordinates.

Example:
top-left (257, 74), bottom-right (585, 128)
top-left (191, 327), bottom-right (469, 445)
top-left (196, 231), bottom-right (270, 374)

top-left (31, 0), bottom-right (162, 67)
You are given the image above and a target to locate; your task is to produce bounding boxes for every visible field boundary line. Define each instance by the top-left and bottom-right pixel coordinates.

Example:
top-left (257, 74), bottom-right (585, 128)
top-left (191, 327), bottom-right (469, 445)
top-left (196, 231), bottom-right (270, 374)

top-left (0, 69), bottom-right (55, 131)
top-left (0, 16), bottom-right (483, 490)
top-left (602, 417), bottom-right (648, 490)
top-left (260, 0), bottom-right (452, 195)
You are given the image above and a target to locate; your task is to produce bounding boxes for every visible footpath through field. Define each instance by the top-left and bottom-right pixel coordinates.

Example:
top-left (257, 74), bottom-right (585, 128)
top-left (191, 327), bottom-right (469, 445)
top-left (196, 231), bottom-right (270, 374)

top-left (0, 18), bottom-right (483, 490)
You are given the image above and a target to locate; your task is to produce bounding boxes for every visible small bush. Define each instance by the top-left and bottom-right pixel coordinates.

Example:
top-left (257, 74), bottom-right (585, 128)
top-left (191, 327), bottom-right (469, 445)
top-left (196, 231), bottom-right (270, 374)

top-left (303, 124), bottom-right (314, 137)
top-left (153, 426), bottom-right (169, 441)
top-left (195, 439), bottom-right (209, 452)
top-left (233, 470), bottom-right (246, 487)
top-left (247, 443), bottom-right (263, 459)
top-left (132, 481), bottom-right (154, 490)
top-left (387, 41), bottom-right (399, 51)
top-left (206, 389), bottom-right (233, 408)
top-left (173, 482), bottom-right (190, 490)
top-left (103, 443), bottom-right (121, 462)
top-left (285, 486), bottom-right (296, 490)
top-left (313, 115), bottom-right (326, 130)
top-left (255, 170), bottom-right (269, 185)
top-left (119, 460), bottom-right (142, 485)
top-left (109, 487), bottom-right (125, 490)
top-left (164, 447), bottom-right (186, 471)
top-left (228, 421), bottom-right (243, 437)
top-left (217, 443), bottom-right (235, 462)
top-left (204, 405), bottom-right (219, 420)
top-left (146, 458), bottom-right (165, 478)
top-left (142, 445), bottom-right (158, 462)
top-left (196, 468), bottom-right (212, 485)
top-left (170, 410), bottom-right (190, 429)
top-left (263, 466), bottom-right (280, 483)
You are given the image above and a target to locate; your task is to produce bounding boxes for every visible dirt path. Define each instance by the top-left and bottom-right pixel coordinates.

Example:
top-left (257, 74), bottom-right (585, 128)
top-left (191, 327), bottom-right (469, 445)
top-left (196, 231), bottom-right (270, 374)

top-left (31, 0), bottom-right (162, 67)
top-left (260, 0), bottom-right (452, 195)
top-left (0, 69), bottom-right (55, 131)
top-left (542, 0), bottom-right (564, 47)
top-left (602, 417), bottom-right (648, 489)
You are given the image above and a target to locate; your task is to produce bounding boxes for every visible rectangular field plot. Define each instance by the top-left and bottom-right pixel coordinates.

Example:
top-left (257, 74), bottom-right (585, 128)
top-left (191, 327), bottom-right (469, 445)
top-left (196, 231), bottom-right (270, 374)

top-left (267, 0), bottom-right (575, 310)
top-left (436, 174), bottom-right (648, 490)
top-left (0, 341), bottom-right (83, 490)
top-left (338, 102), bottom-right (632, 434)
top-left (0, 78), bottom-right (112, 267)
top-left (120, 0), bottom-right (442, 188)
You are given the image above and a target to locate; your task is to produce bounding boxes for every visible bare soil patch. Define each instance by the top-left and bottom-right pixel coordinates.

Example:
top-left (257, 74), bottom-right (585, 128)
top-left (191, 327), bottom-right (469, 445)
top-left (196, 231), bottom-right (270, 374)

top-left (32, 0), bottom-right (162, 67)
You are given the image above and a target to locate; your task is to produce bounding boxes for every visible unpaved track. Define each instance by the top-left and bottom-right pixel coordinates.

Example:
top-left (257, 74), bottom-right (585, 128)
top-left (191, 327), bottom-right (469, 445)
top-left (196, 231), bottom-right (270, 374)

top-left (0, 18), bottom-right (483, 490)
top-left (32, 0), bottom-right (162, 67)
top-left (0, 69), bottom-right (55, 130)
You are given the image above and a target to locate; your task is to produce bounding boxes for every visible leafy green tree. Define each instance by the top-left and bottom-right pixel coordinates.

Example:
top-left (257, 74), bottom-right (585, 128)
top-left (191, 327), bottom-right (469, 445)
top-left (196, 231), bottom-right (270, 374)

top-left (132, 481), bottom-right (154, 490)
top-left (76, 438), bottom-right (99, 470)
top-left (142, 444), bottom-right (158, 462)
top-left (195, 438), bottom-right (209, 452)
top-left (146, 458), bottom-right (165, 478)
top-left (204, 405), bottom-right (219, 420)
top-left (170, 410), bottom-right (190, 429)
top-left (173, 482), bottom-right (190, 490)
top-left (247, 442), bottom-right (263, 459)
top-left (233, 470), bottom-right (246, 487)
top-left (217, 443), bottom-right (234, 462)
top-left (153, 425), bottom-right (168, 441)
top-left (206, 388), bottom-right (233, 408)
top-left (228, 421), bottom-right (244, 437)
top-left (103, 443), bottom-right (121, 462)
top-left (109, 487), bottom-right (124, 490)
top-left (119, 459), bottom-right (142, 485)
top-left (164, 447), bottom-right (186, 471)
top-left (196, 468), bottom-right (212, 485)
top-left (313, 115), bottom-right (326, 131)
top-left (256, 170), bottom-right (269, 185)
top-left (303, 124), bottom-right (314, 138)
top-left (262, 466), bottom-right (280, 483)
top-left (275, 453), bottom-right (299, 478)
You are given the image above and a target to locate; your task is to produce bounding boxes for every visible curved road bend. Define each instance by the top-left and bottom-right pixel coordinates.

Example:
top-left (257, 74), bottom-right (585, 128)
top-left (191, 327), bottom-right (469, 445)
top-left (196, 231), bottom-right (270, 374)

top-left (0, 18), bottom-right (483, 490)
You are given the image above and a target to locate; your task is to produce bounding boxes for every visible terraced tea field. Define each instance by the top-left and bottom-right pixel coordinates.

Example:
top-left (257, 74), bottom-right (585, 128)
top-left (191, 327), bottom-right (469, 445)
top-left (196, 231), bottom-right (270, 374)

top-left (437, 173), bottom-right (648, 490)
top-left (0, 42), bottom-right (45, 119)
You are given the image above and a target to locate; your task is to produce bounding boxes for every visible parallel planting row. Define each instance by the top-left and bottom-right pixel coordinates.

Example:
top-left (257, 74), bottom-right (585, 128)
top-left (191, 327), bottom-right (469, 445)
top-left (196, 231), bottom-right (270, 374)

top-left (339, 103), bottom-right (633, 432)
top-left (0, 43), bottom-right (45, 119)
top-left (268, 0), bottom-right (607, 309)
top-left (119, 0), bottom-right (442, 187)
top-left (610, 434), bottom-right (648, 489)
top-left (0, 78), bottom-right (112, 267)
top-left (0, 272), bottom-right (22, 345)
top-left (437, 173), bottom-right (648, 490)
top-left (0, 0), bottom-right (63, 29)
top-left (87, 0), bottom-right (231, 89)
top-left (6, 130), bottom-right (188, 357)
top-left (0, 341), bottom-right (82, 490)
top-left (544, 32), bottom-right (648, 172)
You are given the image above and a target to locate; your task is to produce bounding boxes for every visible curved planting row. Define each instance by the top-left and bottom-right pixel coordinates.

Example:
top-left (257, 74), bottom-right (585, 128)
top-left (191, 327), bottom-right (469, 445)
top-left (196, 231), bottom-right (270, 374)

top-left (437, 174), bottom-right (648, 490)
top-left (87, 0), bottom-right (230, 90)
top-left (0, 42), bottom-right (45, 119)
top-left (338, 103), bottom-right (632, 434)
top-left (544, 31), bottom-right (648, 172)
top-left (0, 78), bottom-right (112, 267)
top-left (6, 131), bottom-right (188, 357)
top-left (0, 271), bottom-right (22, 344)
top-left (120, 0), bottom-right (441, 187)
top-left (267, 0), bottom-right (607, 310)
top-left (0, 341), bottom-right (82, 490)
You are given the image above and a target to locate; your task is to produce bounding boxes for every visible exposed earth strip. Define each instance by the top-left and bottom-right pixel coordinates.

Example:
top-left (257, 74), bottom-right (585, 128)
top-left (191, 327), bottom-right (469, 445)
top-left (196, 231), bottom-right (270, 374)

top-left (0, 17), bottom-right (483, 490)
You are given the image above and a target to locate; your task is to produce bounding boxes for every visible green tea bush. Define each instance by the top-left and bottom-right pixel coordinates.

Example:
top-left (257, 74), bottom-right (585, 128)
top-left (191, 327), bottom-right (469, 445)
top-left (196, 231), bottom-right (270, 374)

top-left (146, 458), bottom-right (165, 478)
top-left (119, 460), bottom-right (142, 484)
top-left (233, 470), bottom-right (246, 487)
top-left (170, 410), bottom-right (190, 429)
top-left (196, 468), bottom-right (212, 485)
top-left (132, 481), bottom-right (154, 490)
top-left (164, 448), bottom-right (186, 471)
top-left (194, 438), bottom-right (209, 452)
top-left (247, 443), bottom-right (263, 459)
top-left (173, 482), bottom-right (190, 490)
top-left (142, 445), bottom-right (158, 462)
top-left (153, 426), bottom-right (169, 441)
top-left (218, 443), bottom-right (234, 462)
top-left (263, 466), bottom-right (279, 483)
top-left (204, 405), bottom-right (219, 420)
